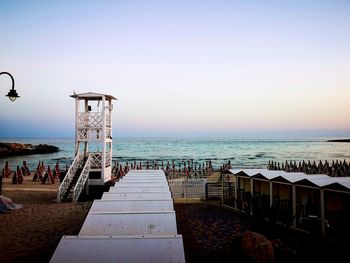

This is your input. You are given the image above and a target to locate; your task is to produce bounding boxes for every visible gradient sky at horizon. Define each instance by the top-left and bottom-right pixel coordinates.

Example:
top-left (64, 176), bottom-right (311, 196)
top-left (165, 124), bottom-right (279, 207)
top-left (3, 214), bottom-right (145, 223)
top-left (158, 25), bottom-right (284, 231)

top-left (1, 0), bottom-right (350, 138)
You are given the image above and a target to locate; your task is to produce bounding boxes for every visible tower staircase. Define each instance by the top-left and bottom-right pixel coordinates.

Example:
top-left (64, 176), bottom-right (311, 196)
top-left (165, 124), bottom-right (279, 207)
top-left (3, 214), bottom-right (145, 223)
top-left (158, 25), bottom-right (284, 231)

top-left (57, 154), bottom-right (92, 202)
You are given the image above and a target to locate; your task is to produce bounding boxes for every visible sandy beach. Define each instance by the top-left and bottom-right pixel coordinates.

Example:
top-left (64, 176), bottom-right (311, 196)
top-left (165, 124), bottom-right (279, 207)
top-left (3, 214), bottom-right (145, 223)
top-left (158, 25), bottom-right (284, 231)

top-left (0, 174), bottom-right (253, 263)
top-left (0, 173), bottom-right (253, 263)
top-left (0, 175), bottom-right (91, 263)
top-left (1, 173), bottom-right (349, 263)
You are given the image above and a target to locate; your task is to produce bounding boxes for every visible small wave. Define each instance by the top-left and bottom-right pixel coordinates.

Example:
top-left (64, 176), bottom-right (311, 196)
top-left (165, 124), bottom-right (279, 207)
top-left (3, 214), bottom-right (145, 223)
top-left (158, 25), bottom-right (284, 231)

top-left (221, 157), bottom-right (235, 160)
top-left (52, 157), bottom-right (72, 161)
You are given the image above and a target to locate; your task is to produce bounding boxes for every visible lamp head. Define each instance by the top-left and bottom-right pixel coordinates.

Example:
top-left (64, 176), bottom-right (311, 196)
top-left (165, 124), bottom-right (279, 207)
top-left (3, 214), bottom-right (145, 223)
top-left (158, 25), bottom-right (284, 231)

top-left (6, 88), bottom-right (20, 102)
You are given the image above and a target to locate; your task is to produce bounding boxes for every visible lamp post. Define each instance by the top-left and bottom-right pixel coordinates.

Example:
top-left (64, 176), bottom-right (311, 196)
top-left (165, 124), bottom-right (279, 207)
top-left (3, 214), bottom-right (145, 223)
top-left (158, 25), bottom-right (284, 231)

top-left (0, 72), bottom-right (20, 102)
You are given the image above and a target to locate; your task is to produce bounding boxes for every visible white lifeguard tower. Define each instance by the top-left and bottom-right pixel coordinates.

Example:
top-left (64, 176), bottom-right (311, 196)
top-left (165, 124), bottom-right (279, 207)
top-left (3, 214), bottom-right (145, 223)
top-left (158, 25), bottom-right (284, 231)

top-left (57, 92), bottom-right (117, 202)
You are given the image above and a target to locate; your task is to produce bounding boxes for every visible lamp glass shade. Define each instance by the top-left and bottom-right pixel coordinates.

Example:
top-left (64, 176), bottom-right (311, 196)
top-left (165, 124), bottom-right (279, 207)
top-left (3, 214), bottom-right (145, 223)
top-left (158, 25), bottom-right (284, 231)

top-left (6, 89), bottom-right (20, 102)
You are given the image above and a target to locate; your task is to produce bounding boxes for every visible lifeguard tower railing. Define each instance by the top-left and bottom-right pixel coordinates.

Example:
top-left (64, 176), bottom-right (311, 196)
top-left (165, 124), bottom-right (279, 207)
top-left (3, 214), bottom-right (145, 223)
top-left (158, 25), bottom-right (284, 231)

top-left (77, 112), bottom-right (112, 141)
top-left (57, 151), bottom-right (111, 203)
top-left (57, 153), bottom-right (83, 202)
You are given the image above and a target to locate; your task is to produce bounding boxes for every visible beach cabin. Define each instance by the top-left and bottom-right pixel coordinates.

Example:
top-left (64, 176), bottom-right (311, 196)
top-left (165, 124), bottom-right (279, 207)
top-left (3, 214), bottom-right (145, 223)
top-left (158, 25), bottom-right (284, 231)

top-left (292, 176), bottom-right (350, 238)
top-left (227, 169), bottom-right (350, 242)
top-left (269, 172), bottom-right (308, 226)
top-left (227, 169), bottom-right (295, 221)
top-left (230, 169), bottom-right (255, 213)
top-left (251, 170), bottom-right (283, 217)
top-left (57, 92), bottom-right (117, 202)
top-left (323, 178), bottom-right (350, 241)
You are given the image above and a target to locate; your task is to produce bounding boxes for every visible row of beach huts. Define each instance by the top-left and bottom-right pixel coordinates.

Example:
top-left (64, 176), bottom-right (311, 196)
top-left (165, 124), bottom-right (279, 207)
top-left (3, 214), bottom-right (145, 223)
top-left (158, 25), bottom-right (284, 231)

top-left (223, 168), bottom-right (350, 242)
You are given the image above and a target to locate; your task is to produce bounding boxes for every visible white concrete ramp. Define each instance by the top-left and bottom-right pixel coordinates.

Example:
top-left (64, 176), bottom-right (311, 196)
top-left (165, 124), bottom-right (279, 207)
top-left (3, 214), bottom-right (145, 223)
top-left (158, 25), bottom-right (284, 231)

top-left (80, 211), bottom-right (177, 235)
top-left (119, 176), bottom-right (167, 181)
top-left (108, 187), bottom-right (170, 193)
top-left (101, 192), bottom-right (172, 200)
top-left (115, 182), bottom-right (168, 187)
top-left (50, 170), bottom-right (186, 263)
top-left (50, 235), bottom-right (185, 263)
top-left (90, 200), bottom-right (174, 212)
top-left (118, 179), bottom-right (167, 183)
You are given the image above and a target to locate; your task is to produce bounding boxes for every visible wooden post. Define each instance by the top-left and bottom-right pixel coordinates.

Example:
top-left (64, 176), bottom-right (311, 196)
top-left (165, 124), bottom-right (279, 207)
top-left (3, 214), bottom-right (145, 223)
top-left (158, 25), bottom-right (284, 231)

top-left (221, 172), bottom-right (224, 206)
top-left (75, 98), bottom-right (79, 156)
top-left (234, 175), bottom-right (238, 209)
top-left (84, 99), bottom-right (88, 158)
top-left (320, 189), bottom-right (325, 236)
top-left (101, 95), bottom-right (106, 183)
top-left (292, 185), bottom-right (296, 227)
top-left (109, 100), bottom-right (113, 169)
top-left (250, 178), bottom-right (253, 215)
top-left (269, 182), bottom-right (273, 209)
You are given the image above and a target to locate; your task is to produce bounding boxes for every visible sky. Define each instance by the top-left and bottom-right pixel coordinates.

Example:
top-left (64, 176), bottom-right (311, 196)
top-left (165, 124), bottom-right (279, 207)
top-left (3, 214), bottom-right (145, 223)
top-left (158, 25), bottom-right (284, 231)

top-left (0, 0), bottom-right (350, 138)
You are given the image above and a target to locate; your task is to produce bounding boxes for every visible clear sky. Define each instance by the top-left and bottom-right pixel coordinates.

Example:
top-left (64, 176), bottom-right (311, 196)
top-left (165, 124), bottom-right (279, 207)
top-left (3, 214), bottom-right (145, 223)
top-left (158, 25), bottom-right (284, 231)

top-left (1, 0), bottom-right (349, 138)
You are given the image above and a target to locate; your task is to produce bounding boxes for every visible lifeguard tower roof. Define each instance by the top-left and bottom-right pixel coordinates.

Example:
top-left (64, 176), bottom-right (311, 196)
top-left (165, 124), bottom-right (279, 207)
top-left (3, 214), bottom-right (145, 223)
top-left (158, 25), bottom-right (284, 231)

top-left (70, 92), bottom-right (117, 101)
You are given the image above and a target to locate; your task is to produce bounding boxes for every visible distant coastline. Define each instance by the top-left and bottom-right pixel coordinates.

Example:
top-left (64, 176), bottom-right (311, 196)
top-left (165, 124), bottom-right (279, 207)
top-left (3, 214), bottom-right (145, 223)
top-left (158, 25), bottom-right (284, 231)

top-left (0, 143), bottom-right (59, 158)
top-left (327, 139), bottom-right (350, 143)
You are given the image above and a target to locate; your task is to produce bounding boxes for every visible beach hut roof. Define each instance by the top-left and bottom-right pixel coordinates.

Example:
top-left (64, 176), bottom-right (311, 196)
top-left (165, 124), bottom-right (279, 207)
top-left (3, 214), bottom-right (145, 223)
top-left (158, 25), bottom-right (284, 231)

top-left (229, 169), bottom-right (286, 180)
top-left (252, 170), bottom-right (287, 180)
top-left (229, 169), bottom-right (350, 192)
top-left (272, 173), bottom-right (329, 184)
top-left (229, 169), bottom-right (260, 177)
top-left (293, 176), bottom-right (334, 187)
top-left (70, 92), bottom-right (117, 101)
top-left (322, 177), bottom-right (350, 192)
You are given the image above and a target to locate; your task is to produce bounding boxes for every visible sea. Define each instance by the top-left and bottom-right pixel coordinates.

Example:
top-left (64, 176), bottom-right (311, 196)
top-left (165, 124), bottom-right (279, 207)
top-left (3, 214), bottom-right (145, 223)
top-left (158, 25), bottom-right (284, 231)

top-left (0, 137), bottom-right (349, 172)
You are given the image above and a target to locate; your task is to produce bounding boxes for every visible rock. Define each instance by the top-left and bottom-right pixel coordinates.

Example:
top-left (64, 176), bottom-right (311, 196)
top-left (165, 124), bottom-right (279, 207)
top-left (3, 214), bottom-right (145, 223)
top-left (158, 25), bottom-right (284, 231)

top-left (271, 239), bottom-right (296, 263)
top-left (0, 143), bottom-right (59, 157)
top-left (240, 231), bottom-right (274, 263)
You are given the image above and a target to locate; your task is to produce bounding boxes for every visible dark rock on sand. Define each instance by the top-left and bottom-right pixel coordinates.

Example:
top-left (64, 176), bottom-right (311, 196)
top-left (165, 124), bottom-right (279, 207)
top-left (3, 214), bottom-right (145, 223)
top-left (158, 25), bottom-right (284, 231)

top-left (272, 239), bottom-right (296, 263)
top-left (240, 231), bottom-right (274, 263)
top-left (0, 143), bottom-right (59, 157)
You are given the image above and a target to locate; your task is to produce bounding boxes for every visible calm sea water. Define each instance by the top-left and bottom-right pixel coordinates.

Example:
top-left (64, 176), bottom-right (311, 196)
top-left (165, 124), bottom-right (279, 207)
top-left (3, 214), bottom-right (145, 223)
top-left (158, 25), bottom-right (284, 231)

top-left (1, 137), bottom-right (349, 171)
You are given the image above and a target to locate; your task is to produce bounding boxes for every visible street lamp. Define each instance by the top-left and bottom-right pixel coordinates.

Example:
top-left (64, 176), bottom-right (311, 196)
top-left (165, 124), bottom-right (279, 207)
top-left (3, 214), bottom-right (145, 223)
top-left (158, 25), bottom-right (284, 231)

top-left (0, 72), bottom-right (20, 102)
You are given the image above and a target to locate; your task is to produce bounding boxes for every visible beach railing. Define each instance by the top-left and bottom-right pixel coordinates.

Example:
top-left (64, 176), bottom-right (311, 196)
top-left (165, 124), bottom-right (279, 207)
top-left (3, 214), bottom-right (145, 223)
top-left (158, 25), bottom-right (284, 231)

top-left (206, 182), bottom-right (224, 200)
top-left (57, 153), bottom-right (84, 203)
top-left (72, 154), bottom-right (92, 202)
top-left (77, 112), bottom-right (112, 128)
top-left (90, 152), bottom-right (102, 168)
top-left (168, 178), bottom-right (207, 199)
